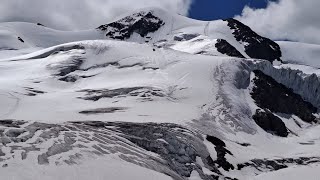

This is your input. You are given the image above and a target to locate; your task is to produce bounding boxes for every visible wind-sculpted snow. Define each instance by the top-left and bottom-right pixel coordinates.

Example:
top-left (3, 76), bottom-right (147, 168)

top-left (26, 45), bottom-right (85, 60)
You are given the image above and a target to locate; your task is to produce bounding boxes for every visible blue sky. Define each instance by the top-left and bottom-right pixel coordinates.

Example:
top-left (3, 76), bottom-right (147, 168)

top-left (189, 0), bottom-right (276, 20)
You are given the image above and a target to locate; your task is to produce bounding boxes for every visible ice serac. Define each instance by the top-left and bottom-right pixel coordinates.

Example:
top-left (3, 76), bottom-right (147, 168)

top-left (249, 60), bottom-right (320, 111)
top-left (225, 18), bottom-right (282, 62)
top-left (251, 69), bottom-right (317, 123)
top-left (97, 10), bottom-right (165, 40)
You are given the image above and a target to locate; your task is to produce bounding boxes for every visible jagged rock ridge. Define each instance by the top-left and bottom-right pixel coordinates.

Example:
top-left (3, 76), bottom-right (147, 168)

top-left (225, 18), bottom-right (282, 62)
top-left (97, 11), bottom-right (165, 40)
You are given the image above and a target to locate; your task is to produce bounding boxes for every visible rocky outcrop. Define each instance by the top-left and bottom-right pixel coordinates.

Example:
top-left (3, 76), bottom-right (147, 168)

top-left (224, 18), bottom-right (282, 62)
top-left (18, 37), bottom-right (24, 43)
top-left (252, 109), bottom-right (288, 137)
top-left (206, 136), bottom-right (234, 171)
top-left (215, 39), bottom-right (245, 58)
top-left (97, 11), bottom-right (165, 40)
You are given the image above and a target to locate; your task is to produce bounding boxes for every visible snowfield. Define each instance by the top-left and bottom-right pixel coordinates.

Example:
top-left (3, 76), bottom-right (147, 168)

top-left (0, 7), bottom-right (319, 180)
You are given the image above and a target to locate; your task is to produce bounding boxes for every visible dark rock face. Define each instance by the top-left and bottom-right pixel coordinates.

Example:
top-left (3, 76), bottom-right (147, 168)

top-left (215, 39), bottom-right (245, 58)
top-left (224, 18), bottom-right (282, 62)
top-left (97, 11), bottom-right (165, 40)
top-left (206, 135), bottom-right (234, 171)
top-left (251, 70), bottom-right (317, 123)
top-left (252, 109), bottom-right (288, 137)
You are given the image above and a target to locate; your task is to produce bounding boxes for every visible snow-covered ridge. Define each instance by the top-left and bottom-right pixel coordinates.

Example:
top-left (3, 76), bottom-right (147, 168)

top-left (0, 22), bottom-right (101, 50)
top-left (95, 8), bottom-right (282, 61)
top-left (0, 7), bottom-right (283, 62)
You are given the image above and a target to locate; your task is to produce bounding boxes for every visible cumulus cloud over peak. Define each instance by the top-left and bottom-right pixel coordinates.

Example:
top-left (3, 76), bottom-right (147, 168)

top-left (0, 0), bottom-right (192, 30)
top-left (236, 0), bottom-right (320, 44)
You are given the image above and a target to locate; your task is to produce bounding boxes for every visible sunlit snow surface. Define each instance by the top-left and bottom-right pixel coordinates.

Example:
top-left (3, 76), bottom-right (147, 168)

top-left (0, 8), bottom-right (319, 180)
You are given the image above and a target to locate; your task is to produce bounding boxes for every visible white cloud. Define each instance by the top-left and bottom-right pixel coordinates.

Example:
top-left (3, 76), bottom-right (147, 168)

top-left (236, 0), bottom-right (320, 44)
top-left (0, 0), bottom-right (192, 30)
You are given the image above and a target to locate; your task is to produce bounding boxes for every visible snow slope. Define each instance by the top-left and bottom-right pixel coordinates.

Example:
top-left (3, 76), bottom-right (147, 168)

top-left (0, 22), bottom-right (101, 49)
top-left (0, 40), bottom-right (229, 124)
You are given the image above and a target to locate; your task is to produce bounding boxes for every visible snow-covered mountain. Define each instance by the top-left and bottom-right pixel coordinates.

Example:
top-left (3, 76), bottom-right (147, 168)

top-left (0, 8), bottom-right (319, 180)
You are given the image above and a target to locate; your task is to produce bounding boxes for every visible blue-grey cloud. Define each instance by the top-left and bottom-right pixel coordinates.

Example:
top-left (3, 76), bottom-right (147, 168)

top-left (236, 0), bottom-right (320, 44)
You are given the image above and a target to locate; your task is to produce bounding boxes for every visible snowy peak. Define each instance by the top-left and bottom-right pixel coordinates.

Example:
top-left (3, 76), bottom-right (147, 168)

top-left (97, 10), bottom-right (165, 40)
top-left (0, 8), bottom-right (283, 63)
top-left (96, 8), bottom-right (283, 62)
